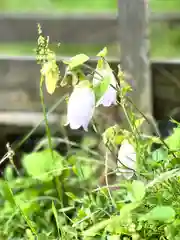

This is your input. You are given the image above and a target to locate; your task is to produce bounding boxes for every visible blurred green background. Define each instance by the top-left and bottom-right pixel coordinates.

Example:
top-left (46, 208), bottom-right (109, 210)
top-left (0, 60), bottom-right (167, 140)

top-left (0, 0), bottom-right (180, 58)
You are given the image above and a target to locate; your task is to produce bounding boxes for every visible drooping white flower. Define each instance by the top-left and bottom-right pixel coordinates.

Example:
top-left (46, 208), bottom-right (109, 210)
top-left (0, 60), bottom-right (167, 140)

top-left (66, 83), bottom-right (95, 131)
top-left (93, 68), bottom-right (117, 107)
top-left (116, 139), bottom-right (136, 179)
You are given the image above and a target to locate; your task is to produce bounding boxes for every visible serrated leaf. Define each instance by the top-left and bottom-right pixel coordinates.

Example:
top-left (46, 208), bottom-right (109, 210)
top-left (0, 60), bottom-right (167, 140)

top-left (140, 206), bottom-right (175, 222)
top-left (68, 54), bottom-right (89, 69)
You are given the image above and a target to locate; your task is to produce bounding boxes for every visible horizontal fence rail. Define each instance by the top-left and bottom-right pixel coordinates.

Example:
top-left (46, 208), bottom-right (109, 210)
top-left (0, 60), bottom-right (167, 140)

top-left (0, 13), bottom-right (118, 44)
top-left (0, 55), bottom-right (179, 119)
top-left (0, 9), bottom-right (180, 129)
top-left (0, 12), bottom-right (180, 43)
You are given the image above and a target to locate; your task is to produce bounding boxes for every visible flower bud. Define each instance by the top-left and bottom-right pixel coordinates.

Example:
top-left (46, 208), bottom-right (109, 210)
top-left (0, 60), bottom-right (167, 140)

top-left (117, 139), bottom-right (136, 179)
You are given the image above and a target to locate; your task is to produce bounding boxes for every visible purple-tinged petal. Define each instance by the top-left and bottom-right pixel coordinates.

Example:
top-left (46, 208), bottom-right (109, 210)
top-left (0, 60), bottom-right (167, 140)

top-left (93, 69), bottom-right (117, 107)
top-left (67, 85), bottom-right (95, 131)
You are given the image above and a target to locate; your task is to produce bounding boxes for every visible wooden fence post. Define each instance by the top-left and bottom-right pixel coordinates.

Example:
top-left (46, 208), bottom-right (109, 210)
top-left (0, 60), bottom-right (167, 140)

top-left (118, 0), bottom-right (153, 134)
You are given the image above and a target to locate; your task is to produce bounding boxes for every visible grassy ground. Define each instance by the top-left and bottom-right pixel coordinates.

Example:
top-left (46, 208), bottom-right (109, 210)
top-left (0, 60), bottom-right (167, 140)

top-left (0, 0), bottom-right (116, 12)
top-left (0, 0), bottom-right (180, 58)
top-left (0, 0), bottom-right (179, 12)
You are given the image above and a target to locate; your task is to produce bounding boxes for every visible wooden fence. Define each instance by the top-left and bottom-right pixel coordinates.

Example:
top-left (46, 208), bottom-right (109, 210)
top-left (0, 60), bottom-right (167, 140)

top-left (0, 0), bottom-right (180, 132)
top-left (0, 11), bottom-right (179, 43)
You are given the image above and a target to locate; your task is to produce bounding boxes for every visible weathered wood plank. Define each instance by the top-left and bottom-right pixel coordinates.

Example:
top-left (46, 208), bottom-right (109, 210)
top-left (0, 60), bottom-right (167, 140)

top-left (0, 112), bottom-right (60, 127)
top-left (0, 12), bottom-right (179, 43)
top-left (0, 56), bottom-right (67, 113)
top-left (118, 0), bottom-right (152, 133)
top-left (0, 13), bottom-right (118, 44)
top-left (0, 55), bottom-right (180, 120)
top-left (0, 56), bottom-right (120, 130)
top-left (151, 12), bottom-right (180, 22)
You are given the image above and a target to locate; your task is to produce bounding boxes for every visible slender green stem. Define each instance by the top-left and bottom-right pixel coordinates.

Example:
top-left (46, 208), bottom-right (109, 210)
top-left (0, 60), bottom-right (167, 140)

top-left (39, 75), bottom-right (63, 205)
top-left (126, 96), bottom-right (178, 159)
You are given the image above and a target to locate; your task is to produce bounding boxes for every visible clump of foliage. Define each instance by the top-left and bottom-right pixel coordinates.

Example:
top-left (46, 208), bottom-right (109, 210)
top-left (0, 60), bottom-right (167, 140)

top-left (1, 26), bottom-right (180, 240)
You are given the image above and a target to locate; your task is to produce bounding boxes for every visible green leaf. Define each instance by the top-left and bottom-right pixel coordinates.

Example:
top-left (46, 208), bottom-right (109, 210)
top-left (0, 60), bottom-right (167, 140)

top-left (65, 192), bottom-right (78, 200)
top-left (26, 229), bottom-right (34, 240)
top-left (3, 182), bottom-right (38, 235)
top-left (41, 61), bottom-right (59, 94)
top-left (106, 236), bottom-right (120, 240)
top-left (114, 135), bottom-right (124, 145)
top-left (72, 165), bottom-right (78, 176)
top-left (60, 70), bottom-right (72, 87)
top-left (35, 233), bottom-right (49, 240)
top-left (52, 201), bottom-right (60, 238)
top-left (97, 47), bottom-right (108, 57)
top-left (81, 135), bottom-right (98, 149)
top-left (4, 166), bottom-right (14, 181)
top-left (1, 180), bottom-right (16, 206)
top-left (140, 206), bottom-right (176, 222)
top-left (120, 202), bottom-right (140, 219)
top-left (67, 54), bottom-right (89, 69)
top-left (165, 127), bottom-right (180, 150)
top-left (83, 219), bottom-right (111, 237)
top-left (135, 118), bottom-right (145, 129)
top-left (76, 79), bottom-right (91, 89)
top-left (106, 216), bottom-right (124, 235)
top-left (14, 189), bottom-right (40, 215)
top-left (93, 75), bottom-right (111, 103)
top-left (152, 148), bottom-right (168, 162)
top-left (130, 180), bottom-right (146, 202)
top-left (102, 125), bottom-right (120, 147)
top-left (22, 149), bottom-right (64, 181)
top-left (71, 72), bottom-right (79, 86)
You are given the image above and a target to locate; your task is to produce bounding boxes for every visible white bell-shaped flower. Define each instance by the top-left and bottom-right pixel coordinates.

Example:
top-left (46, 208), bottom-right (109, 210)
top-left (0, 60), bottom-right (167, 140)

top-left (93, 68), bottom-right (117, 107)
top-left (117, 139), bottom-right (136, 179)
top-left (66, 83), bottom-right (95, 131)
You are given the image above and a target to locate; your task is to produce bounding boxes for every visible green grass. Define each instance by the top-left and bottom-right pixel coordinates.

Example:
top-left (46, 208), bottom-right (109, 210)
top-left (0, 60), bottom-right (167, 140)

top-left (150, 0), bottom-right (180, 12)
top-left (0, 0), bottom-right (180, 12)
top-left (0, 0), bottom-right (116, 12)
top-left (0, 42), bottom-right (120, 58)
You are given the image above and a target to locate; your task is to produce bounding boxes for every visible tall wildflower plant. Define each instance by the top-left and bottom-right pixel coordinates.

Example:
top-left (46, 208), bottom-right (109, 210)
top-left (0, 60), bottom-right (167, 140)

top-left (33, 27), bottom-right (180, 239)
top-left (35, 27), bottom-right (152, 183)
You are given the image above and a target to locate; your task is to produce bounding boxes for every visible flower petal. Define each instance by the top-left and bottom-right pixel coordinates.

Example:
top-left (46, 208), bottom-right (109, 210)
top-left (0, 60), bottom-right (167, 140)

top-left (67, 85), bottom-right (95, 131)
top-left (117, 139), bottom-right (136, 171)
top-left (96, 85), bottom-right (117, 107)
top-left (116, 164), bottom-right (134, 179)
top-left (93, 69), bottom-right (117, 107)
